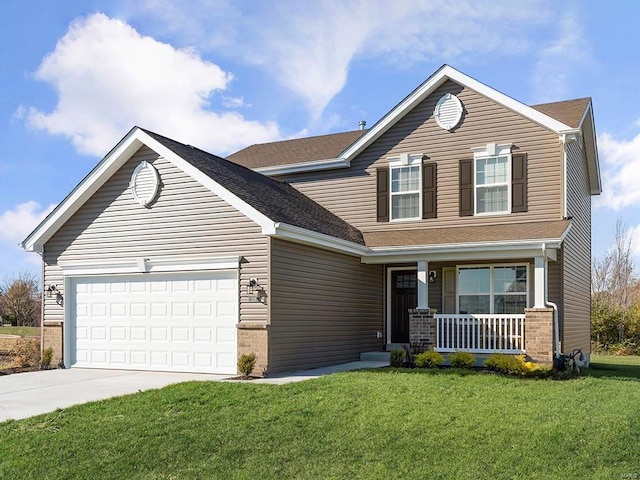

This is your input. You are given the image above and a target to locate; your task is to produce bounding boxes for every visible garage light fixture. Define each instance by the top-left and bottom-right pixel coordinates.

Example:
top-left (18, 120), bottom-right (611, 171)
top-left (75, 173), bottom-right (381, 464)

top-left (45, 284), bottom-right (64, 306)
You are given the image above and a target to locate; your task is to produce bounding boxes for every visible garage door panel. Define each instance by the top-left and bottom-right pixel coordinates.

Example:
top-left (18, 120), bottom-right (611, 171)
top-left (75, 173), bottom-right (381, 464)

top-left (71, 271), bottom-right (238, 374)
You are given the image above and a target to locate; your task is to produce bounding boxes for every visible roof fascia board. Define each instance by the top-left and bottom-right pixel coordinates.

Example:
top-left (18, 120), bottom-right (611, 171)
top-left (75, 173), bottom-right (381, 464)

top-left (339, 65), bottom-right (572, 162)
top-left (255, 158), bottom-right (350, 176)
top-left (361, 238), bottom-right (563, 264)
top-left (136, 131), bottom-right (277, 234)
top-left (22, 128), bottom-right (144, 252)
top-left (585, 105), bottom-right (602, 195)
top-left (273, 223), bottom-right (368, 257)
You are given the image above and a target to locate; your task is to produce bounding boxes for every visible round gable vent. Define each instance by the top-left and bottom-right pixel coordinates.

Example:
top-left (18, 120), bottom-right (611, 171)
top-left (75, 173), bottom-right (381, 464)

top-left (130, 161), bottom-right (160, 207)
top-left (434, 93), bottom-right (464, 131)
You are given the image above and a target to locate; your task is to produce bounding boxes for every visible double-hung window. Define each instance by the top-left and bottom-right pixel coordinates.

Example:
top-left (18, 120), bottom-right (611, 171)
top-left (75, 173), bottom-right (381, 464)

top-left (389, 154), bottom-right (422, 220)
top-left (472, 143), bottom-right (512, 215)
top-left (457, 264), bottom-right (528, 314)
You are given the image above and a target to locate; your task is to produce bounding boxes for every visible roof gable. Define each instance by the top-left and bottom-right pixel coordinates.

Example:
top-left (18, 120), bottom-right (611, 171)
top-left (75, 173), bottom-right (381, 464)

top-left (339, 65), bottom-right (575, 161)
top-left (23, 127), bottom-right (364, 252)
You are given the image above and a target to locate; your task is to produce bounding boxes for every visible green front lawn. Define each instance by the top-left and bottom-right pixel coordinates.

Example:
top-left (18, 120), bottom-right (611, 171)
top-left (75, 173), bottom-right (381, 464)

top-left (1, 360), bottom-right (639, 479)
top-left (0, 326), bottom-right (39, 337)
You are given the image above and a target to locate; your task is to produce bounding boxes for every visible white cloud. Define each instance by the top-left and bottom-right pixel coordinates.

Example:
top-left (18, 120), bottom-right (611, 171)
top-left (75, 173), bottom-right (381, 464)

top-left (532, 8), bottom-right (590, 102)
top-left (0, 201), bottom-right (56, 275)
top-left (596, 131), bottom-right (640, 210)
top-left (24, 13), bottom-right (281, 157)
top-left (135, 0), bottom-right (551, 119)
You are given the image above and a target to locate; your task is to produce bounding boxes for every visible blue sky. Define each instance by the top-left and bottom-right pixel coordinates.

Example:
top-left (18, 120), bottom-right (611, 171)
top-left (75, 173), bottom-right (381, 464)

top-left (1, 0), bottom-right (639, 277)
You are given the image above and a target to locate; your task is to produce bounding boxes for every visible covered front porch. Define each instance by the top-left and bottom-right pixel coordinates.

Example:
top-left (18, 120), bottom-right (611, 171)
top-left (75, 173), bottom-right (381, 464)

top-left (363, 235), bottom-right (564, 364)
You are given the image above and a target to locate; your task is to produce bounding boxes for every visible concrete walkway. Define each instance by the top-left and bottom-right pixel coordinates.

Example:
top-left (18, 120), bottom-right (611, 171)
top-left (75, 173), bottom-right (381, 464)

top-left (0, 360), bottom-right (388, 422)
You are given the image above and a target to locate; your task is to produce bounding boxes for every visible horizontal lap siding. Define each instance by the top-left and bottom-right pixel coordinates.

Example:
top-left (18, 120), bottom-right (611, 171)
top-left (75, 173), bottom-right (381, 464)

top-left (43, 146), bottom-right (268, 325)
top-left (269, 238), bottom-right (383, 373)
top-left (278, 81), bottom-right (563, 231)
top-left (562, 141), bottom-right (592, 354)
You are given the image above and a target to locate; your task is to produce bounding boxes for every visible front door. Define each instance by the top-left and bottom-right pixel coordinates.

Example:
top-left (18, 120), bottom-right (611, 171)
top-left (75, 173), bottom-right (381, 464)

top-left (390, 270), bottom-right (417, 343)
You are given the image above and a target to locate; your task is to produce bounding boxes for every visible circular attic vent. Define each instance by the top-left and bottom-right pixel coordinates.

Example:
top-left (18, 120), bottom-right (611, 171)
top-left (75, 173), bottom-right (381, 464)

top-left (434, 93), bottom-right (464, 131)
top-left (130, 161), bottom-right (160, 207)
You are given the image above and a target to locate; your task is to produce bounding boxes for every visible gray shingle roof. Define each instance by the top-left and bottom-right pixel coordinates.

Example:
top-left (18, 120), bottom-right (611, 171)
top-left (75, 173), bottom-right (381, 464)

top-left (142, 128), bottom-right (364, 245)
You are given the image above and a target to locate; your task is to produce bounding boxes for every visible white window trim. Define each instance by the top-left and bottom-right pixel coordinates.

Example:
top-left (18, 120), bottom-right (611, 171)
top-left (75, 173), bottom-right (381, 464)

top-left (456, 263), bottom-right (529, 314)
top-left (388, 153), bottom-right (423, 222)
top-left (471, 143), bottom-right (513, 217)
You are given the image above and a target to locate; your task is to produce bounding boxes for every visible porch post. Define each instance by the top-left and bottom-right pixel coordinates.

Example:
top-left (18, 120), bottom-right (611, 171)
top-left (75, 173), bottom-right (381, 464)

top-left (417, 261), bottom-right (428, 309)
top-left (534, 256), bottom-right (546, 308)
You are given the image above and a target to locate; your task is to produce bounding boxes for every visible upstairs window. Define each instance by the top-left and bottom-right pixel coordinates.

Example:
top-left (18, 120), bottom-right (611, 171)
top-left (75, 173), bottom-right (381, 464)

top-left (391, 165), bottom-right (420, 220)
top-left (389, 154), bottom-right (422, 221)
top-left (460, 143), bottom-right (527, 217)
top-left (476, 155), bottom-right (509, 214)
top-left (377, 154), bottom-right (437, 222)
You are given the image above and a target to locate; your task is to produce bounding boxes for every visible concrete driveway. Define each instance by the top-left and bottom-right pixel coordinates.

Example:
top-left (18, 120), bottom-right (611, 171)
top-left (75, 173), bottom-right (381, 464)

top-left (0, 368), bottom-right (228, 422)
top-left (0, 360), bottom-right (389, 423)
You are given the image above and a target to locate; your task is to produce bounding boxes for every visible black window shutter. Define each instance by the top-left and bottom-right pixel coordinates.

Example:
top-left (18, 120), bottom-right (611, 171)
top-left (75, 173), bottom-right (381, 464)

top-left (459, 159), bottom-right (474, 216)
top-left (511, 153), bottom-right (528, 213)
top-left (376, 168), bottom-right (389, 222)
top-left (422, 162), bottom-right (437, 219)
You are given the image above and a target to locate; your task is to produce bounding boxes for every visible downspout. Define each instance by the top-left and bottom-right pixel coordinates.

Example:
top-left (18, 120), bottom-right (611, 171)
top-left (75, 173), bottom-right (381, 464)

top-left (541, 242), bottom-right (561, 359)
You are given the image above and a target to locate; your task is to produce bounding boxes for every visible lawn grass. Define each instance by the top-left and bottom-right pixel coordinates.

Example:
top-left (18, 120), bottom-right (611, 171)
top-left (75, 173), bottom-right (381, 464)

top-left (0, 326), bottom-right (39, 337)
top-left (1, 362), bottom-right (639, 479)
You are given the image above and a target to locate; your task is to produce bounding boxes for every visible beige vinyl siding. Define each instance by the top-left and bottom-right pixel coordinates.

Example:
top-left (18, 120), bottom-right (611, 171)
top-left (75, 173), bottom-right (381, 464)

top-left (562, 141), bottom-right (592, 354)
top-left (268, 238), bottom-right (383, 374)
top-left (278, 80), bottom-right (564, 232)
top-left (43, 146), bottom-right (268, 325)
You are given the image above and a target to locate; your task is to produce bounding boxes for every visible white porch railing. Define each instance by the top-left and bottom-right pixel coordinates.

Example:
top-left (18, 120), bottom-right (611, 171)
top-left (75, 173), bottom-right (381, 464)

top-left (435, 314), bottom-right (525, 354)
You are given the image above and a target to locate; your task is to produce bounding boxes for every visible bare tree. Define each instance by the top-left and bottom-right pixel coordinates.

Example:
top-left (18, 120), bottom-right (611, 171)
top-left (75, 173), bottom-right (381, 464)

top-left (591, 220), bottom-right (638, 344)
top-left (0, 272), bottom-right (41, 327)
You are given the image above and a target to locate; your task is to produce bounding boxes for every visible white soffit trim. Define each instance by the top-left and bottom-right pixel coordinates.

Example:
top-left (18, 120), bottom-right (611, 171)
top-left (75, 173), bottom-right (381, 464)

top-left (255, 158), bottom-right (350, 176)
top-left (273, 223), bottom-right (368, 257)
top-left (339, 65), bottom-right (572, 161)
top-left (62, 256), bottom-right (240, 276)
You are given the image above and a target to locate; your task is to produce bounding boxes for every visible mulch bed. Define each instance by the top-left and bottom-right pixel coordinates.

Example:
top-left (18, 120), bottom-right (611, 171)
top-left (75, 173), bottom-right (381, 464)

top-left (226, 375), bottom-right (260, 381)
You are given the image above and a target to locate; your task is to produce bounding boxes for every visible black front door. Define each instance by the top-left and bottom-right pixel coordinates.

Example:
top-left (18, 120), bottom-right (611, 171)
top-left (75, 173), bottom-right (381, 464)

top-left (391, 270), bottom-right (417, 343)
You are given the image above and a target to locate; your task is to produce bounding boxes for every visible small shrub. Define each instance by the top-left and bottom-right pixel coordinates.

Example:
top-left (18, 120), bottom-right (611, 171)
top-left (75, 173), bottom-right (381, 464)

top-left (11, 338), bottom-right (40, 368)
top-left (41, 347), bottom-right (54, 369)
top-left (609, 341), bottom-right (638, 356)
top-left (390, 349), bottom-right (405, 367)
top-left (237, 353), bottom-right (256, 376)
top-left (449, 351), bottom-right (476, 369)
top-left (484, 354), bottom-right (549, 377)
top-left (414, 350), bottom-right (444, 368)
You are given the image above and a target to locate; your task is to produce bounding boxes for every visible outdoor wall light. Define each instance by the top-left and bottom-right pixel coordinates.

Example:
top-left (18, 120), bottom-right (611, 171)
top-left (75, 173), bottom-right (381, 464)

top-left (248, 278), bottom-right (259, 294)
top-left (45, 284), bottom-right (64, 306)
top-left (428, 271), bottom-right (437, 283)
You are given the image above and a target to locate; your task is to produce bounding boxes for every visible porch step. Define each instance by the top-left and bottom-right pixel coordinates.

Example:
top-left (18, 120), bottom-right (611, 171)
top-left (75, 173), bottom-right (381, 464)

top-left (360, 351), bottom-right (391, 362)
top-left (386, 343), bottom-right (409, 352)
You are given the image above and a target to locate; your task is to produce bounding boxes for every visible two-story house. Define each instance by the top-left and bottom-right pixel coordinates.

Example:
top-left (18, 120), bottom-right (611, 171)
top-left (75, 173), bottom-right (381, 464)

top-left (23, 65), bottom-right (600, 375)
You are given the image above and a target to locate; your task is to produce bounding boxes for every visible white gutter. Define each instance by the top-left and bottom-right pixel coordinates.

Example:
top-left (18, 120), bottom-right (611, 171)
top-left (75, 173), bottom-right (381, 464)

top-left (255, 158), bottom-right (350, 176)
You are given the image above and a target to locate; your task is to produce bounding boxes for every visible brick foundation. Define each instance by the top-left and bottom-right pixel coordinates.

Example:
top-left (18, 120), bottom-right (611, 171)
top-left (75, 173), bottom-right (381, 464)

top-left (524, 308), bottom-right (554, 364)
top-left (409, 309), bottom-right (437, 351)
top-left (236, 322), bottom-right (269, 376)
top-left (43, 322), bottom-right (64, 366)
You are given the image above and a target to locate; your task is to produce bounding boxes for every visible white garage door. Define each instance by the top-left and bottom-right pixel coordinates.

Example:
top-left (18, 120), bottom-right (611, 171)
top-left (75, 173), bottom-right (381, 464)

top-left (70, 271), bottom-right (238, 374)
